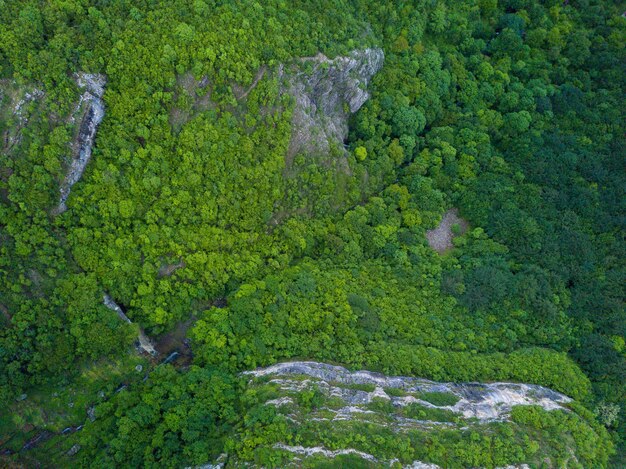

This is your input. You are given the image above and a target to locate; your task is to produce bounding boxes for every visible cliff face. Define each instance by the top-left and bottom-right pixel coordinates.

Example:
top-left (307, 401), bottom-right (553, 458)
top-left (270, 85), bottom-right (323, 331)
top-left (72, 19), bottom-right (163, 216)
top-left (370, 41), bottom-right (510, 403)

top-left (103, 294), bottom-right (156, 355)
top-left (1, 73), bottom-right (106, 214)
top-left (281, 48), bottom-right (384, 165)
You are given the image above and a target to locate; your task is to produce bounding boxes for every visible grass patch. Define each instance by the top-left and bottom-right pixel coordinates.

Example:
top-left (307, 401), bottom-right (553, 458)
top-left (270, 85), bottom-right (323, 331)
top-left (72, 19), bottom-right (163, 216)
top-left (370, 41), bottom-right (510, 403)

top-left (367, 397), bottom-right (395, 414)
top-left (416, 392), bottom-right (460, 406)
top-left (384, 387), bottom-right (407, 397)
top-left (402, 403), bottom-right (459, 422)
top-left (326, 396), bottom-right (347, 409)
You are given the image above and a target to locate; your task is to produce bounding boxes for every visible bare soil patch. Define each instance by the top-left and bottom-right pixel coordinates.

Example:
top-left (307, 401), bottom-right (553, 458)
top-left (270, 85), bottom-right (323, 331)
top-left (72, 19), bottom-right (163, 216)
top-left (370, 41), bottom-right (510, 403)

top-left (158, 259), bottom-right (185, 278)
top-left (426, 208), bottom-right (469, 253)
top-left (169, 73), bottom-right (214, 132)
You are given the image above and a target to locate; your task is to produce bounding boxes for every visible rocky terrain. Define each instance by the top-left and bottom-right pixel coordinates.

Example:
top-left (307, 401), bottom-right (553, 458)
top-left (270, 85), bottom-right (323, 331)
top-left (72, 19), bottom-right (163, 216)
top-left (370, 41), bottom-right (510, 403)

top-left (1, 80), bottom-right (44, 154)
top-left (103, 294), bottom-right (156, 355)
top-left (55, 73), bottom-right (106, 214)
top-left (426, 208), bottom-right (469, 253)
top-left (234, 361), bottom-right (582, 467)
top-left (245, 361), bottom-right (572, 424)
top-left (280, 48), bottom-right (384, 166)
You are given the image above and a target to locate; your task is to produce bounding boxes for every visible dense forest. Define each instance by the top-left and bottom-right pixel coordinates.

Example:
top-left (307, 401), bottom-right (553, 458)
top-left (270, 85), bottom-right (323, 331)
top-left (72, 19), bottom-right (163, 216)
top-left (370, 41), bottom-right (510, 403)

top-left (0, 0), bottom-right (624, 467)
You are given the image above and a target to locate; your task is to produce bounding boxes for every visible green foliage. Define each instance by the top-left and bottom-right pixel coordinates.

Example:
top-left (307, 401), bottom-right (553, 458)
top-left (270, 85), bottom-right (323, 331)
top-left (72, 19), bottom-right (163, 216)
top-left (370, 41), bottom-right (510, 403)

top-left (595, 401), bottom-right (621, 429)
top-left (354, 145), bottom-right (367, 161)
top-left (511, 405), bottom-right (614, 467)
top-left (403, 403), bottom-right (459, 422)
top-left (417, 392), bottom-right (460, 407)
top-left (227, 377), bottom-right (612, 468)
top-left (75, 365), bottom-right (239, 468)
top-left (0, 0), bottom-right (624, 465)
top-left (296, 386), bottom-right (325, 412)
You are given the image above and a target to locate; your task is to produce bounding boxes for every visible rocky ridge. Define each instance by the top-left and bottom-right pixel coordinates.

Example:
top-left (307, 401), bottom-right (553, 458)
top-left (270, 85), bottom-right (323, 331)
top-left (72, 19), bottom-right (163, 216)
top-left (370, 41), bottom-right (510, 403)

top-left (1, 80), bottom-right (44, 153)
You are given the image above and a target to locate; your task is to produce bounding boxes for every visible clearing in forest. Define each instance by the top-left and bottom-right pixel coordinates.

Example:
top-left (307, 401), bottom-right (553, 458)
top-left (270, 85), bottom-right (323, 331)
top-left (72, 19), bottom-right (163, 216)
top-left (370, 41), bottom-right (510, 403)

top-left (426, 209), bottom-right (469, 253)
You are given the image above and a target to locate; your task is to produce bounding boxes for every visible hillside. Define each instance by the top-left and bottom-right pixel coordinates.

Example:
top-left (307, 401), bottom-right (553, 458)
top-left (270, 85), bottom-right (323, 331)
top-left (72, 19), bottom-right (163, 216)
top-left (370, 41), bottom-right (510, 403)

top-left (0, 1), bottom-right (624, 467)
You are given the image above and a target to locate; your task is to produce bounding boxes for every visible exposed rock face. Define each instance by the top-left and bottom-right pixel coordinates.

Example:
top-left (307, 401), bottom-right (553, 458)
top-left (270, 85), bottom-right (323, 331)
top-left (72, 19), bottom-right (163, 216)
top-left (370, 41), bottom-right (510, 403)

top-left (273, 446), bottom-right (529, 468)
top-left (66, 444), bottom-right (81, 456)
top-left (273, 444), bottom-right (378, 463)
top-left (402, 463), bottom-right (528, 469)
top-left (267, 445), bottom-right (526, 469)
top-left (103, 293), bottom-right (156, 356)
top-left (403, 463), bottom-right (443, 469)
top-left (281, 48), bottom-right (384, 165)
top-left (55, 73), bottom-right (106, 214)
top-left (103, 293), bottom-right (132, 324)
top-left (245, 361), bottom-right (571, 422)
top-left (242, 361), bottom-right (570, 467)
top-left (158, 259), bottom-right (186, 278)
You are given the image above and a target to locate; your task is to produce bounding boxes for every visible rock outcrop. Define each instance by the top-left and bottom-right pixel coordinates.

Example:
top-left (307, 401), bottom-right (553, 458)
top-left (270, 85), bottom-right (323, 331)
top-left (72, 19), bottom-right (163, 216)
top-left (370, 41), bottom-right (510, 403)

top-left (240, 361), bottom-right (574, 467)
top-left (12, 89), bottom-right (45, 125)
top-left (245, 360), bottom-right (571, 422)
top-left (425, 208), bottom-right (469, 253)
top-left (269, 446), bottom-right (529, 469)
top-left (55, 73), bottom-right (106, 214)
top-left (281, 48), bottom-right (384, 165)
top-left (103, 293), bottom-right (156, 355)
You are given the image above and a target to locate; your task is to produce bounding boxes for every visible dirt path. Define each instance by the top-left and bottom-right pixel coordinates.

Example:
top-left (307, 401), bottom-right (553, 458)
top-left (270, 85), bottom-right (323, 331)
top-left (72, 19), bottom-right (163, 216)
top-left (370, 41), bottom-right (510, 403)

top-left (235, 66), bottom-right (267, 100)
